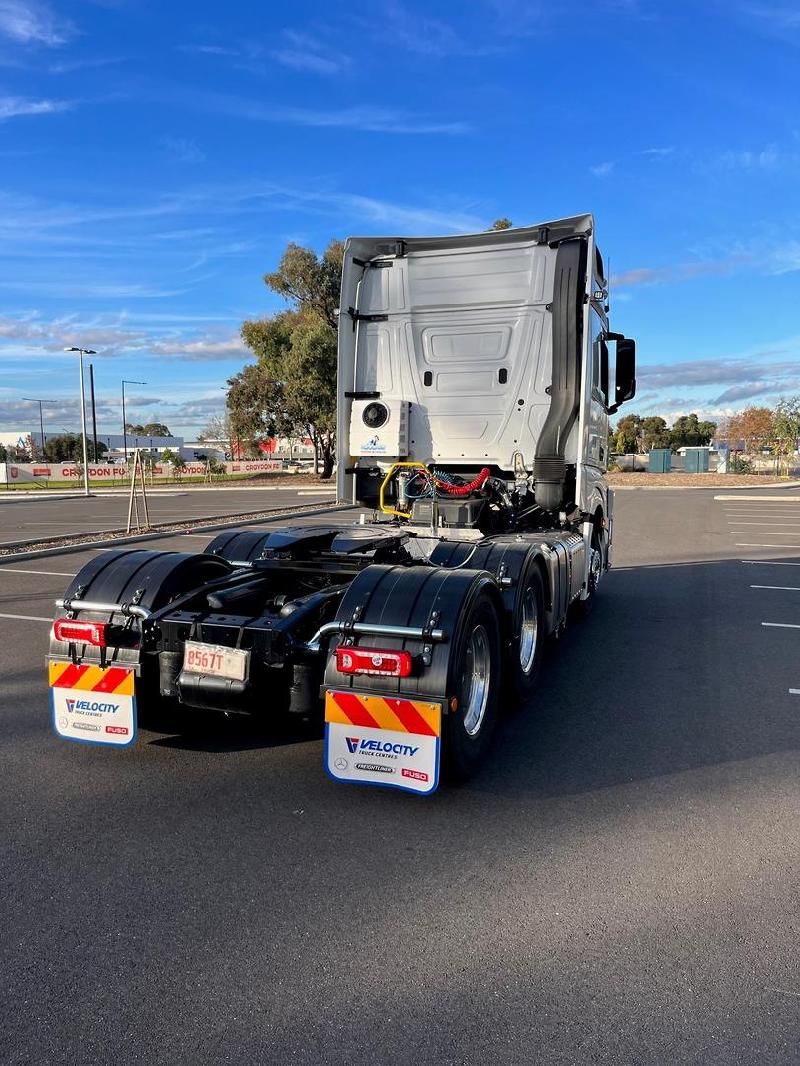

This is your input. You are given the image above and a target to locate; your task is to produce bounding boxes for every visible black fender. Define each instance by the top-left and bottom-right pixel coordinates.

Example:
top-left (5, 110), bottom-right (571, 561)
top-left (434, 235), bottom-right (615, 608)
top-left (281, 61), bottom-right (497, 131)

top-left (322, 563), bottom-right (505, 705)
top-left (50, 548), bottom-right (232, 666)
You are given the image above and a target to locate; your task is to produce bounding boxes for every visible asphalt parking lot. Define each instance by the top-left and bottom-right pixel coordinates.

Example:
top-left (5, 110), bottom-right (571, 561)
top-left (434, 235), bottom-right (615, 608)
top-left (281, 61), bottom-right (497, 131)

top-left (0, 483), bottom-right (336, 545)
top-left (2, 489), bottom-right (800, 1065)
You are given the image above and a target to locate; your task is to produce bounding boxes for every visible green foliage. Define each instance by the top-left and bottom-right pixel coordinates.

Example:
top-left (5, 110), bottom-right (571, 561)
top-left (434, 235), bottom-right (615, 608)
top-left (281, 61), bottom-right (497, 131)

top-left (159, 448), bottom-right (179, 464)
top-left (772, 396), bottom-right (800, 456)
top-left (239, 239), bottom-right (343, 478)
top-left (125, 422), bottom-right (172, 437)
top-left (669, 413), bottom-right (716, 450)
top-left (612, 414), bottom-right (642, 453)
top-left (42, 434), bottom-right (107, 462)
top-left (729, 454), bottom-right (753, 474)
top-left (0, 444), bottom-right (7, 462)
top-left (641, 416), bottom-right (670, 451)
top-left (263, 241), bottom-right (343, 330)
top-left (490, 218), bottom-right (513, 230)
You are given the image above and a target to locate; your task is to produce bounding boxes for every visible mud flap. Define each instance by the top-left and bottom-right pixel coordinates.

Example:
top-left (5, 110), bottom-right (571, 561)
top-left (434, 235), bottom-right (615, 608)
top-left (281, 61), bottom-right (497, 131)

top-left (324, 690), bottom-right (441, 795)
top-left (49, 662), bottom-right (137, 747)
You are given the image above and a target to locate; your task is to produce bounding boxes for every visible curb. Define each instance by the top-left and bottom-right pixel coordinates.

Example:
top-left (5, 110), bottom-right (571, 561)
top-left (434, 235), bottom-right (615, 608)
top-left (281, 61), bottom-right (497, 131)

top-left (0, 502), bottom-right (355, 565)
top-left (0, 484), bottom-right (336, 502)
top-left (612, 480), bottom-right (800, 492)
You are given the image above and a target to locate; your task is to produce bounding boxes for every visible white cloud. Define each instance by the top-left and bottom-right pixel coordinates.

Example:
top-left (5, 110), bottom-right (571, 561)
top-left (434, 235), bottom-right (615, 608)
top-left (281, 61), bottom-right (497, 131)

top-left (590, 161), bottom-right (614, 177)
top-left (0, 95), bottom-right (71, 120)
top-left (272, 30), bottom-right (350, 76)
top-left (0, 0), bottom-right (73, 45)
top-left (160, 136), bottom-right (206, 164)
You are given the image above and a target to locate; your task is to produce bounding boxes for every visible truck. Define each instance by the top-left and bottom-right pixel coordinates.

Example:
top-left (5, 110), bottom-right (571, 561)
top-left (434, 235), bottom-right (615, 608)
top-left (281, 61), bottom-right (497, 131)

top-left (47, 214), bottom-right (636, 794)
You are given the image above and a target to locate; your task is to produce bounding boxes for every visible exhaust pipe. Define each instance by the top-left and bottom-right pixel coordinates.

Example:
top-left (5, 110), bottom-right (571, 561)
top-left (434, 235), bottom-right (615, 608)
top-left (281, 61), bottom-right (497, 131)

top-left (534, 238), bottom-right (587, 512)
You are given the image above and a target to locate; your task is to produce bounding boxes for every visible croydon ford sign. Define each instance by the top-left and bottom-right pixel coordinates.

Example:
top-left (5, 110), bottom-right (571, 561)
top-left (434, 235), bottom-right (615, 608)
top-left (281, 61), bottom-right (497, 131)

top-left (0, 460), bottom-right (282, 484)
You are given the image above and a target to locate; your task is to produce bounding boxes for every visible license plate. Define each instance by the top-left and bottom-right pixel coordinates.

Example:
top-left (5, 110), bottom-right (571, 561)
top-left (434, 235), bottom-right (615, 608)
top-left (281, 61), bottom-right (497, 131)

top-left (183, 641), bottom-right (249, 681)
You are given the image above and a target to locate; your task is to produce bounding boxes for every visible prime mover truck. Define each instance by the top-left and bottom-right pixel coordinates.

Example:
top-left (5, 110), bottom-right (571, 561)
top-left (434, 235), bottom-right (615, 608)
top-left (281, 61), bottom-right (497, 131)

top-left (47, 214), bottom-right (636, 794)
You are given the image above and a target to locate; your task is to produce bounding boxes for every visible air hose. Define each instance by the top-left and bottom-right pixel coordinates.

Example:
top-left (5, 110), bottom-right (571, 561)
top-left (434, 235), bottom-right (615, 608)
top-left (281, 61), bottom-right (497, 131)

top-left (433, 467), bottom-right (490, 497)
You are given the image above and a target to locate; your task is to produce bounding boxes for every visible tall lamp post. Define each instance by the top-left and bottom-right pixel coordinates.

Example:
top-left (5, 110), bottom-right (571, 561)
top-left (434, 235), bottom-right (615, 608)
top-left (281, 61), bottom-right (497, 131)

top-left (121, 379), bottom-right (147, 462)
top-left (63, 347), bottom-right (96, 497)
top-left (22, 397), bottom-right (57, 458)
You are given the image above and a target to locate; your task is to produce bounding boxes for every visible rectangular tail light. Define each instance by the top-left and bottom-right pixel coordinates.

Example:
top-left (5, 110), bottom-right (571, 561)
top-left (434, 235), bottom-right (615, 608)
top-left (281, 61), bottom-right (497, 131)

top-left (52, 619), bottom-right (108, 647)
top-left (335, 646), bottom-right (413, 678)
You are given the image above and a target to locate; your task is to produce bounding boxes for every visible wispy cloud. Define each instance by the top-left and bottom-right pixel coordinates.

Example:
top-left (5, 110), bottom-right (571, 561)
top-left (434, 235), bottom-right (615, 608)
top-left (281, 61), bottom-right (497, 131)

top-left (185, 91), bottom-right (469, 134)
top-left (376, 1), bottom-right (503, 56)
top-left (0, 311), bottom-right (247, 362)
top-left (160, 136), bottom-right (206, 164)
top-left (0, 0), bottom-right (73, 46)
top-left (590, 161), bottom-right (614, 177)
top-left (0, 95), bottom-right (72, 120)
top-left (271, 30), bottom-right (350, 76)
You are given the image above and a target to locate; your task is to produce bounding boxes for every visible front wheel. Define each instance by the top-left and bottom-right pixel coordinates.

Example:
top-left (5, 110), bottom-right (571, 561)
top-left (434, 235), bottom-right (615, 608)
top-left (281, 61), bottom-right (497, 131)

top-left (442, 591), bottom-right (502, 781)
top-left (572, 526), bottom-right (602, 619)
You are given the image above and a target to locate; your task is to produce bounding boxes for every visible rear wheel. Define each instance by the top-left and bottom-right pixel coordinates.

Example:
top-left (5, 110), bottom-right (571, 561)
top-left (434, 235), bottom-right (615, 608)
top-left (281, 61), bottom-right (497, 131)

top-left (442, 591), bottom-right (502, 781)
top-left (508, 564), bottom-right (545, 704)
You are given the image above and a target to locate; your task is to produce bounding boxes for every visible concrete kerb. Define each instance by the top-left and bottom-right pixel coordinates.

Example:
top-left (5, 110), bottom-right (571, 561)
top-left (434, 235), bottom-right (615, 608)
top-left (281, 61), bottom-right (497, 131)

top-left (612, 480), bottom-right (800, 492)
top-left (0, 502), bottom-right (355, 565)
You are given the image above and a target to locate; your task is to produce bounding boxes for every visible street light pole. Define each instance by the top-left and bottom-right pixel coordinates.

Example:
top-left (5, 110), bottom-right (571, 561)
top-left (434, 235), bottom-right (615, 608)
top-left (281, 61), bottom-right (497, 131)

top-left (121, 379), bottom-right (147, 462)
top-left (89, 363), bottom-right (99, 462)
top-left (64, 347), bottom-right (96, 496)
top-left (22, 397), bottom-right (57, 459)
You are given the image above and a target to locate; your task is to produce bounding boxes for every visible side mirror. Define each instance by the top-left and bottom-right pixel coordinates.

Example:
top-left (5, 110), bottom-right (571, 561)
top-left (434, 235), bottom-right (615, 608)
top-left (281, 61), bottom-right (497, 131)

top-left (607, 335), bottom-right (636, 413)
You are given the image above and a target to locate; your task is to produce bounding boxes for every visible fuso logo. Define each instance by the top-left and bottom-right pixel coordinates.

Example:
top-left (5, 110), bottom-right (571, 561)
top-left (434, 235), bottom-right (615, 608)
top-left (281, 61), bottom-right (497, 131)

top-left (105, 725), bottom-right (129, 735)
top-left (345, 737), bottom-right (360, 754)
top-left (402, 768), bottom-right (429, 783)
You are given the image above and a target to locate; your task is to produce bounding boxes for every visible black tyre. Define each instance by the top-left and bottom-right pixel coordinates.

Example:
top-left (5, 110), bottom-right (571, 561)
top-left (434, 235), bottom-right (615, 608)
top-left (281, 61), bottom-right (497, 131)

top-left (442, 591), bottom-right (503, 781)
top-left (507, 563), bottom-right (545, 704)
top-left (572, 526), bottom-right (602, 619)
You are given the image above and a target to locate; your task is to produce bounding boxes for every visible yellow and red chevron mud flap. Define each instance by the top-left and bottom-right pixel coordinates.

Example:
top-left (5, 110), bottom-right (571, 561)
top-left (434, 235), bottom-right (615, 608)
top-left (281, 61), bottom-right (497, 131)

top-left (324, 690), bottom-right (442, 795)
top-left (49, 661), bottom-right (137, 747)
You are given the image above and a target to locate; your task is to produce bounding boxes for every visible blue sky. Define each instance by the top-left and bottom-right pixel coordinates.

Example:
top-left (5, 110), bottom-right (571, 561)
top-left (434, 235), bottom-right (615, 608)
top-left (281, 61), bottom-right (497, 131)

top-left (0, 0), bottom-right (799, 438)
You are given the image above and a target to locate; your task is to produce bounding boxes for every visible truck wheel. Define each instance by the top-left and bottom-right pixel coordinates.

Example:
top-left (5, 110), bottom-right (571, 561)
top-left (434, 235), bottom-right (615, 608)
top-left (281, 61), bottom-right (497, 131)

top-left (443, 591), bottom-right (502, 781)
top-left (508, 564), bottom-right (545, 704)
top-left (573, 527), bottom-right (602, 619)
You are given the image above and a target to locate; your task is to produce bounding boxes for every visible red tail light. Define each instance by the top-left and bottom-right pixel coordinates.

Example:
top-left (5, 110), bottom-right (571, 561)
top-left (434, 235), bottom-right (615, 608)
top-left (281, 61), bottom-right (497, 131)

top-left (335, 646), bottom-right (413, 678)
top-left (52, 619), bottom-right (108, 647)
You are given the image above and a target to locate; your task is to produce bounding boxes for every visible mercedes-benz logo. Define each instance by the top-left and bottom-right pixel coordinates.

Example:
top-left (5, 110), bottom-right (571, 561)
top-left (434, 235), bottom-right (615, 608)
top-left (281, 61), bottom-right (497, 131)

top-left (334, 757), bottom-right (348, 771)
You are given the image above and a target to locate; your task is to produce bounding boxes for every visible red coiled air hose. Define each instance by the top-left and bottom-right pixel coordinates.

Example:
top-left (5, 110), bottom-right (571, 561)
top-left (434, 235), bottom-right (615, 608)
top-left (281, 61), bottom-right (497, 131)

top-left (433, 467), bottom-right (490, 497)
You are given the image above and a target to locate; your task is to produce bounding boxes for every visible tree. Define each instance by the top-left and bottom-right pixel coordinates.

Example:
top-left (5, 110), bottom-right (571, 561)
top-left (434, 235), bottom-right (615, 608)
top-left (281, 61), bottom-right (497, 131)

top-left (172, 454), bottom-right (187, 481)
top-left (125, 422), bottom-right (172, 437)
top-left (42, 434), bottom-right (107, 462)
top-left (669, 413), bottom-right (716, 450)
top-left (641, 416), bottom-right (670, 451)
top-left (773, 396), bottom-right (800, 460)
top-left (0, 444), bottom-right (7, 462)
top-left (490, 218), bottom-right (513, 230)
top-left (239, 241), bottom-right (342, 478)
top-left (724, 406), bottom-right (774, 452)
top-left (612, 414), bottom-right (642, 453)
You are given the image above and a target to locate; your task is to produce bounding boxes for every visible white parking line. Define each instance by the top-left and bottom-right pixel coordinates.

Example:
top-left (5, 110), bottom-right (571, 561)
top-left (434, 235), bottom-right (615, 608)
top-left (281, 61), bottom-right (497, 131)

top-left (728, 522), bottom-right (800, 527)
top-left (715, 495), bottom-right (800, 501)
top-left (762, 622), bottom-right (800, 630)
top-left (751, 585), bottom-right (800, 591)
top-left (731, 531), bottom-right (800, 536)
top-left (742, 560), bottom-right (800, 566)
top-left (736, 543), bottom-right (800, 548)
top-left (0, 611), bottom-right (51, 622)
top-left (0, 568), bottom-right (75, 577)
top-left (790, 689), bottom-right (800, 696)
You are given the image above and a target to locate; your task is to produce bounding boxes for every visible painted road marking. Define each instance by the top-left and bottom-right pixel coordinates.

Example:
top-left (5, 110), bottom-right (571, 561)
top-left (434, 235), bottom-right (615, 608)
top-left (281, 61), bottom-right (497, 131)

top-left (751, 585), bottom-right (800, 591)
top-left (715, 495), bottom-right (800, 501)
top-left (762, 622), bottom-right (800, 630)
top-left (736, 543), bottom-right (800, 548)
top-left (0, 568), bottom-right (76, 577)
top-left (790, 689), bottom-right (800, 696)
top-left (0, 612), bottom-right (52, 622)
top-left (741, 560), bottom-right (800, 566)
top-left (728, 522), bottom-right (800, 527)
